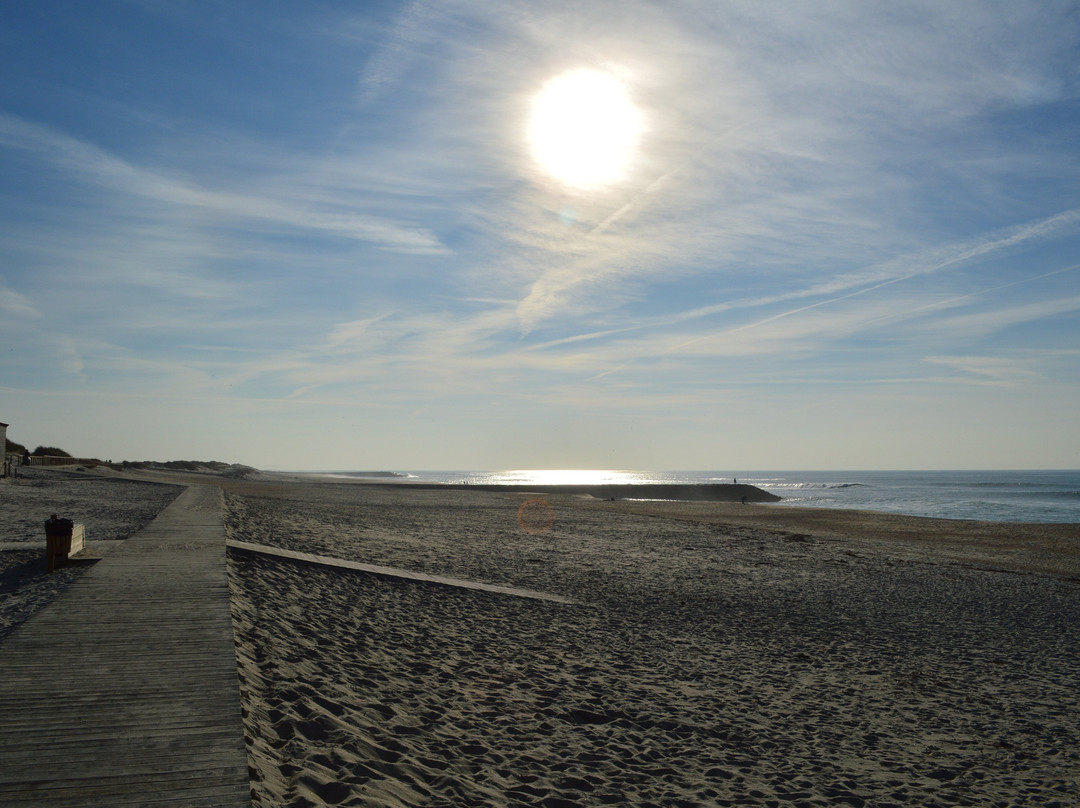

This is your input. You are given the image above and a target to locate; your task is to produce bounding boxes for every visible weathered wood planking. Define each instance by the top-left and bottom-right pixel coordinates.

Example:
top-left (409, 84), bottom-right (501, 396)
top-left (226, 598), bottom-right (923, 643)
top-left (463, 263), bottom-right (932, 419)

top-left (0, 485), bottom-right (250, 807)
top-left (228, 539), bottom-right (577, 604)
top-left (68, 523), bottom-right (84, 557)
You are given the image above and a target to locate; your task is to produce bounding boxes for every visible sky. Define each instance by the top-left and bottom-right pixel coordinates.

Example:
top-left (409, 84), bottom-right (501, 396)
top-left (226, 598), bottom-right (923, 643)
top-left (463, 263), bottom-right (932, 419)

top-left (2, 1), bottom-right (1079, 471)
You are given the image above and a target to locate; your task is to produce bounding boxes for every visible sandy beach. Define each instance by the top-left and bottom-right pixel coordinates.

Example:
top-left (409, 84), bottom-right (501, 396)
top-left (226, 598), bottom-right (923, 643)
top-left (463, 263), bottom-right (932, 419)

top-left (220, 478), bottom-right (1080, 807)
top-left (0, 467), bottom-right (183, 640)
top-left (2, 468), bottom-right (1077, 805)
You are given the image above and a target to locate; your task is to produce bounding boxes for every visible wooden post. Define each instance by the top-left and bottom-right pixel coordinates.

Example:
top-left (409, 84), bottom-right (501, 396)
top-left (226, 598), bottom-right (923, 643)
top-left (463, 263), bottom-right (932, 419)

top-left (44, 518), bottom-right (74, 574)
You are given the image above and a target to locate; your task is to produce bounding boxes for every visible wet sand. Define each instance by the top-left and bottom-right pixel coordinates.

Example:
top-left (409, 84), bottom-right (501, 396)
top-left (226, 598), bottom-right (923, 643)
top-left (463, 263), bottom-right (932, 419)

top-left (222, 480), bottom-right (1080, 807)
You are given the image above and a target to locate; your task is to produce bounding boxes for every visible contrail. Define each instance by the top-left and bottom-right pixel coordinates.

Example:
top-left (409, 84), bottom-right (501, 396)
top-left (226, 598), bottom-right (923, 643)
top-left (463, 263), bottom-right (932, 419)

top-left (853, 262), bottom-right (1080, 330)
top-left (587, 208), bottom-right (1080, 381)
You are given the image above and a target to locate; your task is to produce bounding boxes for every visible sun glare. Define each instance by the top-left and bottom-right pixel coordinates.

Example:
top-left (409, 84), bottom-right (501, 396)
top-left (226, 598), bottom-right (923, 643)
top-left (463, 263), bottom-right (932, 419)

top-left (527, 68), bottom-right (642, 190)
top-left (490, 469), bottom-right (648, 486)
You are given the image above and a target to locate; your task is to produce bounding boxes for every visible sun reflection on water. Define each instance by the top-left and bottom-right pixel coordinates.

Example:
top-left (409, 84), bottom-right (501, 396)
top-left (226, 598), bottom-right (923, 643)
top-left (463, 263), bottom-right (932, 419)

top-left (484, 469), bottom-right (655, 486)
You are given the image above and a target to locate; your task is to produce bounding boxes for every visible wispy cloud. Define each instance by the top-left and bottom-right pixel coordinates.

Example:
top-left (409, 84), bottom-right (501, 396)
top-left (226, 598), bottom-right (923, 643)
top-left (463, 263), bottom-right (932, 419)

top-left (0, 114), bottom-right (449, 255)
top-left (402, 1), bottom-right (1080, 336)
top-left (0, 282), bottom-right (41, 319)
top-left (922, 295), bottom-right (1080, 341)
top-left (923, 355), bottom-right (1041, 385)
top-left (3, 1), bottom-right (1078, 467)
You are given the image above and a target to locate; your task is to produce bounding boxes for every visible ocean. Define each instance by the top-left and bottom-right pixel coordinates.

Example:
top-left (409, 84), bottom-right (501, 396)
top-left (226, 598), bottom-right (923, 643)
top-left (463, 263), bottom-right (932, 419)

top-left (319, 469), bottom-right (1080, 524)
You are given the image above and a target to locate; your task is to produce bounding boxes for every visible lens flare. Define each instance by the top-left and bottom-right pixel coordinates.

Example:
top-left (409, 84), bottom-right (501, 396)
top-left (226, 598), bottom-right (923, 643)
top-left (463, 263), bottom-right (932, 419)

top-left (517, 498), bottom-right (555, 535)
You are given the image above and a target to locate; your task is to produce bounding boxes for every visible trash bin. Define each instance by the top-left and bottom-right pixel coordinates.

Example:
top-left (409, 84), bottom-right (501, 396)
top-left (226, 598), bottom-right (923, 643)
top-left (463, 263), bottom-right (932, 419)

top-left (45, 516), bottom-right (74, 573)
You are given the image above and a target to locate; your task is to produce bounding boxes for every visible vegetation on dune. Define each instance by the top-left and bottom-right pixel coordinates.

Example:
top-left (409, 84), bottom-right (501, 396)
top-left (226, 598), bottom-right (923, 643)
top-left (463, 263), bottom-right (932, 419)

top-left (4, 439), bottom-right (72, 457)
top-left (32, 446), bottom-right (72, 458)
top-left (122, 460), bottom-right (256, 478)
top-left (3, 436), bottom-right (254, 477)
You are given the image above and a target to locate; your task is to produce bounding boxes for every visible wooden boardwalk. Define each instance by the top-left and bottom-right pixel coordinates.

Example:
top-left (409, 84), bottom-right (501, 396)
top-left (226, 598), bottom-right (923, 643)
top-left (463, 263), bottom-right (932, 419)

top-left (0, 485), bottom-right (250, 807)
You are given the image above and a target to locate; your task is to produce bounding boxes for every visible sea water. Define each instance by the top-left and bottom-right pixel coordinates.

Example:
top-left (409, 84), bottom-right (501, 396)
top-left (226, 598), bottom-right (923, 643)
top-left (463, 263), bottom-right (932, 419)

top-left (338, 469), bottom-right (1080, 524)
top-left (749, 469), bottom-right (1080, 523)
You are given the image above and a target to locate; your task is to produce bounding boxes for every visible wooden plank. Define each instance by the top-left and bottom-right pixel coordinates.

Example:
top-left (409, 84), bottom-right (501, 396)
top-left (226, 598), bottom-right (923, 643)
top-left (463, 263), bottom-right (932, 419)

top-left (227, 538), bottom-right (577, 603)
top-left (0, 485), bottom-right (250, 807)
top-left (69, 523), bottom-right (84, 557)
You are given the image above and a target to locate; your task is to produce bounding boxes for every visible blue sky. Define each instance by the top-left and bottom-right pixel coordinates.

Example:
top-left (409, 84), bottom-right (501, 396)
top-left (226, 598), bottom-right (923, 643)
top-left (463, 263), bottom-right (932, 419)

top-left (2, 1), bottom-right (1079, 470)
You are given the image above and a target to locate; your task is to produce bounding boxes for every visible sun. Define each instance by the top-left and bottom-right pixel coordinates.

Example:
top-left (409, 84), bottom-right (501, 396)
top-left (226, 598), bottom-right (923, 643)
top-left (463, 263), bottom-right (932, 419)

top-left (527, 68), bottom-right (642, 190)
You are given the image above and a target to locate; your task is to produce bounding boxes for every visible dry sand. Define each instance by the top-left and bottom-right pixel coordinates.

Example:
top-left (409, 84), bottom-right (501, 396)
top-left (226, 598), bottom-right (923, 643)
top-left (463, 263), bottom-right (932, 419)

top-left (0, 467), bottom-right (183, 640)
top-left (222, 480), bottom-right (1080, 807)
